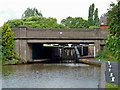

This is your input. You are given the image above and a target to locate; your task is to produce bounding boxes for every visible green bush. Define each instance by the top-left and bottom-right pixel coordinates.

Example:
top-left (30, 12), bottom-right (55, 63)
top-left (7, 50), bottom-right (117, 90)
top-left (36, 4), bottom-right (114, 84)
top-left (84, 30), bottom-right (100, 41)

top-left (95, 47), bottom-right (119, 62)
top-left (1, 23), bottom-right (20, 64)
top-left (89, 26), bottom-right (97, 29)
top-left (2, 23), bottom-right (15, 61)
top-left (105, 82), bottom-right (119, 88)
top-left (12, 58), bottom-right (18, 64)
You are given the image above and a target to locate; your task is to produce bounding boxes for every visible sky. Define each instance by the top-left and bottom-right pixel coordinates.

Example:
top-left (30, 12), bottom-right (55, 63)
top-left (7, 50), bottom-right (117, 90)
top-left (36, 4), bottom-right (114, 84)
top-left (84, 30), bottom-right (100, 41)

top-left (0, 0), bottom-right (118, 27)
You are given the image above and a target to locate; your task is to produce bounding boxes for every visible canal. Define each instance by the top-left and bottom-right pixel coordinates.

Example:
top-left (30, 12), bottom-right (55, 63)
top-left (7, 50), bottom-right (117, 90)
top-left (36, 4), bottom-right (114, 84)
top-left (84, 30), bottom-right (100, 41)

top-left (2, 63), bottom-right (100, 88)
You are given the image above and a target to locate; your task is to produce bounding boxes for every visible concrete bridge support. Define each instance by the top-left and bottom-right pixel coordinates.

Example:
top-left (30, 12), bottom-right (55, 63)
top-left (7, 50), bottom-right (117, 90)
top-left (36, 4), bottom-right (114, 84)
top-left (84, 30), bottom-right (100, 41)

top-left (94, 40), bottom-right (101, 56)
top-left (14, 26), bottom-right (28, 62)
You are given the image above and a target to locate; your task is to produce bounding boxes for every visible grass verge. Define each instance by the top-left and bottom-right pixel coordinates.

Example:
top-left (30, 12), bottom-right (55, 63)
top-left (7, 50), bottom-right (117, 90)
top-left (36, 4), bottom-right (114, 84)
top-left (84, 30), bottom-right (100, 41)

top-left (105, 82), bottom-right (119, 89)
top-left (94, 57), bottom-right (120, 63)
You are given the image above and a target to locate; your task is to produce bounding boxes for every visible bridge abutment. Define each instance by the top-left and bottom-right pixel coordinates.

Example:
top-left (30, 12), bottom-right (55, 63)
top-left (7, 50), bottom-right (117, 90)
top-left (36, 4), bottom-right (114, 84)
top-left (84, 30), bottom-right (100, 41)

top-left (95, 40), bottom-right (101, 56)
top-left (14, 26), bottom-right (28, 62)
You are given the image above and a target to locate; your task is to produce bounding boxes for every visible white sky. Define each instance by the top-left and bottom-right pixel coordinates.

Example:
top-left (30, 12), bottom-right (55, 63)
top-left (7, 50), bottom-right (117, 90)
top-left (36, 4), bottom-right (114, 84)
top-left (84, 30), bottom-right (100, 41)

top-left (0, 0), bottom-right (117, 27)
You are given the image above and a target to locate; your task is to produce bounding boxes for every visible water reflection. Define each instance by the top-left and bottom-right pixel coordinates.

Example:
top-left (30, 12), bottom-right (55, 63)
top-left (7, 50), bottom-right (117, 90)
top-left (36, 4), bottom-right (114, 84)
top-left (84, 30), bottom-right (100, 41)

top-left (2, 63), bottom-right (100, 88)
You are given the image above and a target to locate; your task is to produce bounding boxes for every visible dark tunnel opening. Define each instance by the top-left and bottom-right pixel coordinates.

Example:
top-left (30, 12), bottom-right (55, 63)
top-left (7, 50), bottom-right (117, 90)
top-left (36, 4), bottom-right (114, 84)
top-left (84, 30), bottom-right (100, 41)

top-left (30, 43), bottom-right (95, 63)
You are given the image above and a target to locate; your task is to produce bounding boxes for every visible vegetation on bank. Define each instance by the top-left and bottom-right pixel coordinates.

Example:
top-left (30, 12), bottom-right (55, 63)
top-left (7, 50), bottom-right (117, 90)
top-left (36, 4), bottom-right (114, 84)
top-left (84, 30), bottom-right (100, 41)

top-left (105, 82), bottom-right (119, 89)
top-left (95, 48), bottom-right (119, 63)
top-left (95, 2), bottom-right (120, 63)
top-left (1, 24), bottom-right (25, 65)
top-left (2, 24), bottom-right (15, 61)
top-left (0, 27), bottom-right (2, 64)
top-left (95, 57), bottom-right (119, 63)
top-left (105, 2), bottom-right (120, 62)
top-left (2, 23), bottom-right (17, 64)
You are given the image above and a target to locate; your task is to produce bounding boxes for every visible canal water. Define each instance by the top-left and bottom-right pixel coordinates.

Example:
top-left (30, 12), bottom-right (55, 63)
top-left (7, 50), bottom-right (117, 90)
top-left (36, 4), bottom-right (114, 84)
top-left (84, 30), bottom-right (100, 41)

top-left (2, 63), bottom-right (100, 88)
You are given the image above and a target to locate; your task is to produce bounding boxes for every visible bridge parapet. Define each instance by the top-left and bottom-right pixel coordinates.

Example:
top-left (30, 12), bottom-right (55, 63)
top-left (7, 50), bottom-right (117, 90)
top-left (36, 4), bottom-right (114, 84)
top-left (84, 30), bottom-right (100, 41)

top-left (12, 26), bottom-right (109, 40)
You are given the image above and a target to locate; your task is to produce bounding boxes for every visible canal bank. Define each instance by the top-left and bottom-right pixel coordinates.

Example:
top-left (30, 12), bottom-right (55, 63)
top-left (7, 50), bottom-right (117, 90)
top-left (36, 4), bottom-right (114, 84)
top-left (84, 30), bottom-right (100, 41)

top-left (79, 59), bottom-right (106, 88)
top-left (79, 59), bottom-right (120, 88)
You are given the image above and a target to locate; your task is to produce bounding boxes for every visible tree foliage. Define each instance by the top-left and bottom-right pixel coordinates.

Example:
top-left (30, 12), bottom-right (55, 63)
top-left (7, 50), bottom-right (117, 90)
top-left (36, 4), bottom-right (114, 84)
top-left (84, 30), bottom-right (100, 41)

top-left (88, 3), bottom-right (100, 27)
top-left (6, 16), bottom-right (66, 28)
top-left (0, 27), bottom-right (2, 61)
top-left (94, 8), bottom-right (100, 26)
top-left (105, 2), bottom-right (120, 61)
top-left (22, 8), bottom-right (43, 18)
top-left (61, 16), bottom-right (89, 29)
top-left (2, 23), bottom-right (15, 61)
top-left (88, 3), bottom-right (94, 26)
top-left (6, 19), bottom-right (23, 28)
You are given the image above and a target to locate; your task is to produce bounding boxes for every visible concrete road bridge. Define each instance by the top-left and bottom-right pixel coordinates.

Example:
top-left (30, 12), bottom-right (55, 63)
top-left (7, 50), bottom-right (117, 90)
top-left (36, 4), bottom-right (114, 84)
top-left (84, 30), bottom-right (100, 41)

top-left (12, 26), bottom-right (109, 62)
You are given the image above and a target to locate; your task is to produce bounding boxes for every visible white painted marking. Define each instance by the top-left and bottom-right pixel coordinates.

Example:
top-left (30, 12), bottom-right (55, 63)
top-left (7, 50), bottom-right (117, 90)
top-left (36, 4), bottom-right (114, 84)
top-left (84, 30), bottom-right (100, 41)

top-left (110, 73), bottom-right (113, 77)
top-left (108, 61), bottom-right (110, 65)
top-left (111, 77), bottom-right (115, 82)
top-left (109, 65), bottom-right (112, 68)
top-left (99, 59), bottom-right (100, 61)
top-left (109, 68), bottom-right (111, 72)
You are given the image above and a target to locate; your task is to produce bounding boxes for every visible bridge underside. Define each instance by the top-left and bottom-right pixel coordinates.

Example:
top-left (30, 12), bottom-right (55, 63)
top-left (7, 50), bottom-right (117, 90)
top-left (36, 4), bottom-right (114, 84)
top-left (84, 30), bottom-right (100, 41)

top-left (14, 39), bottom-right (105, 62)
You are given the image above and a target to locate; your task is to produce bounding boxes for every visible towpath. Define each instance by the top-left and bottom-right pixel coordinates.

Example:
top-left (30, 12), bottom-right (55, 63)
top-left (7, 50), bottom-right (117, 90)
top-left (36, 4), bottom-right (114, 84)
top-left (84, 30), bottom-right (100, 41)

top-left (88, 59), bottom-right (120, 85)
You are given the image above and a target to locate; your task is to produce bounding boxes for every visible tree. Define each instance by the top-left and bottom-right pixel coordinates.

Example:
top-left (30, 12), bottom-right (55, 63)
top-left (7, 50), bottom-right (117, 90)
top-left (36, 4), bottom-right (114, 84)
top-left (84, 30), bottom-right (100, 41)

top-left (88, 3), bottom-right (100, 27)
top-left (6, 16), bottom-right (66, 29)
top-left (61, 16), bottom-right (89, 29)
top-left (88, 3), bottom-right (94, 26)
top-left (0, 27), bottom-right (2, 61)
top-left (22, 8), bottom-right (43, 18)
top-left (94, 8), bottom-right (100, 27)
top-left (7, 19), bottom-right (23, 28)
top-left (2, 23), bottom-right (15, 61)
top-left (106, 2), bottom-right (120, 61)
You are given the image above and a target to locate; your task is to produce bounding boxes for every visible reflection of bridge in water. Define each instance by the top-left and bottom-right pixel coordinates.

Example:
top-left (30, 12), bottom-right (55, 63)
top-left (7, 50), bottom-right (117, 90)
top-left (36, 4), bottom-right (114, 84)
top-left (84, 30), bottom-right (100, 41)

top-left (12, 26), bottom-right (108, 62)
